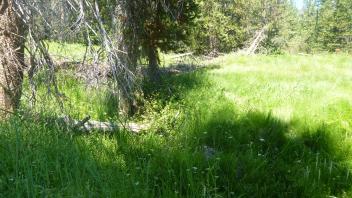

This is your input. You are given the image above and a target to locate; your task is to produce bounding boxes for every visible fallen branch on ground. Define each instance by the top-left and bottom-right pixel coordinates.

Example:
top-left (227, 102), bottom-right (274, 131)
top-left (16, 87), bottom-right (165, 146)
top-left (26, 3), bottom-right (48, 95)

top-left (60, 115), bottom-right (149, 134)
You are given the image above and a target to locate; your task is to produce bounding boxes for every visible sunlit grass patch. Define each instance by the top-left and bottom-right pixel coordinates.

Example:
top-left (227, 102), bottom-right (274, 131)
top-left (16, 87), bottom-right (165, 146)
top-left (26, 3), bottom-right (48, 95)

top-left (48, 41), bottom-right (88, 61)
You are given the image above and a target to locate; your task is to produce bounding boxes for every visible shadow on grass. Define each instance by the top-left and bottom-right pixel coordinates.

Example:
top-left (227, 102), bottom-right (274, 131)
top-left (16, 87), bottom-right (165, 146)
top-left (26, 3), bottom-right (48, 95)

top-left (75, 104), bottom-right (351, 197)
top-left (90, 98), bottom-right (352, 197)
top-left (2, 107), bottom-right (351, 197)
top-left (174, 107), bottom-right (352, 197)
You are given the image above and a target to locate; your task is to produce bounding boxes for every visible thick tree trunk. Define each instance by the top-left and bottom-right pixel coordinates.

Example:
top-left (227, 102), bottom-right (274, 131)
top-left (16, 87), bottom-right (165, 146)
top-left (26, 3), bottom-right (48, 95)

top-left (0, 0), bottom-right (25, 117)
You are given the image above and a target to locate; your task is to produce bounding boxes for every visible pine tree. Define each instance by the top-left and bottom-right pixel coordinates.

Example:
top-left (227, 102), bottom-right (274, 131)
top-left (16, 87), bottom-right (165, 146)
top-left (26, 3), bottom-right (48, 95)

top-left (119, 0), bottom-right (198, 80)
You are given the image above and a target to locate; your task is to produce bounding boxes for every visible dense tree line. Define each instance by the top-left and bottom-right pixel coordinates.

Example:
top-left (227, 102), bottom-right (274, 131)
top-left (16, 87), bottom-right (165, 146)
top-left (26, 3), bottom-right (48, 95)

top-left (190, 0), bottom-right (351, 54)
top-left (302, 0), bottom-right (352, 52)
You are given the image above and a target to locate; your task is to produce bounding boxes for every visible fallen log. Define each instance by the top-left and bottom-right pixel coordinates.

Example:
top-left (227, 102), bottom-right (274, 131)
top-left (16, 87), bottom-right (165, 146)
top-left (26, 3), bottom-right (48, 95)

top-left (60, 115), bottom-right (149, 134)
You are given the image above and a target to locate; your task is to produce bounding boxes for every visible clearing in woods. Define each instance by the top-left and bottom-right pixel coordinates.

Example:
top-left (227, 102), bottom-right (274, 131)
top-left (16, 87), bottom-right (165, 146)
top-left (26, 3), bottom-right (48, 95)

top-left (1, 53), bottom-right (352, 197)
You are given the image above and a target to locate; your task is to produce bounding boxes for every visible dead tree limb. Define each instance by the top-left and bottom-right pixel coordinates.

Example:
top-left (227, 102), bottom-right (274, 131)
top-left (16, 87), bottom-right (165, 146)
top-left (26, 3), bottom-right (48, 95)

top-left (245, 25), bottom-right (269, 55)
top-left (60, 115), bottom-right (148, 134)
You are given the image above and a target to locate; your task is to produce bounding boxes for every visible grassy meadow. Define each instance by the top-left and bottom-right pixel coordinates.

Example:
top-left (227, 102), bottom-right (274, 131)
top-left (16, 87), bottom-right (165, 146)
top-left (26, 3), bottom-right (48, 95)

top-left (1, 52), bottom-right (352, 197)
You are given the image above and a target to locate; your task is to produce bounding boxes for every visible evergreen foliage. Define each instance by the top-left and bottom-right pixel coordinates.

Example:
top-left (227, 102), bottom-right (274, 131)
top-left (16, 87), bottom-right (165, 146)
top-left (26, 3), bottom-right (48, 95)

top-left (187, 0), bottom-right (352, 54)
top-left (312, 0), bottom-right (352, 51)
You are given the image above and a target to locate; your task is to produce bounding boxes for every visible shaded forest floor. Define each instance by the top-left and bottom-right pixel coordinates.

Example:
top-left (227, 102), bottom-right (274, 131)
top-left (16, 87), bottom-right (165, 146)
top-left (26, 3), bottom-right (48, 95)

top-left (1, 53), bottom-right (352, 197)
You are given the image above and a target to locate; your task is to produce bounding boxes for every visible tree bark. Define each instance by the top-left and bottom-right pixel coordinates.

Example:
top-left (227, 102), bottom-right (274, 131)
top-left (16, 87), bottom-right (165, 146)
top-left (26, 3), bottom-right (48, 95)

top-left (0, 0), bottom-right (25, 117)
top-left (147, 43), bottom-right (160, 82)
top-left (116, 0), bottom-right (140, 116)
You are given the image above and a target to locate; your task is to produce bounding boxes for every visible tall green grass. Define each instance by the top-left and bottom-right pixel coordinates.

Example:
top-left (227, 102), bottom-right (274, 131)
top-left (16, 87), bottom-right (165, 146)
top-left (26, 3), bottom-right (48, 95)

top-left (1, 54), bottom-right (352, 197)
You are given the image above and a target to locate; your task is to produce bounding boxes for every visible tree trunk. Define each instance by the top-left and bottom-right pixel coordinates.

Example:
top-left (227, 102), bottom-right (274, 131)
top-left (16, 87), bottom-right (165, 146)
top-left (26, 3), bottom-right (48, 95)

top-left (116, 0), bottom-right (140, 116)
top-left (147, 44), bottom-right (160, 82)
top-left (118, 52), bottom-right (138, 116)
top-left (0, 0), bottom-right (25, 117)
